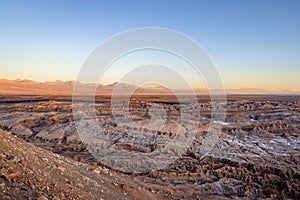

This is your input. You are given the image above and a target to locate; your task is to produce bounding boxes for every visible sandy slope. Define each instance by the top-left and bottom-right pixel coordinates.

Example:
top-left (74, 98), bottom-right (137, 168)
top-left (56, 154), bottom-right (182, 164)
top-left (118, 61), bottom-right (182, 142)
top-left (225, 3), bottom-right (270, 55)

top-left (0, 129), bottom-right (166, 200)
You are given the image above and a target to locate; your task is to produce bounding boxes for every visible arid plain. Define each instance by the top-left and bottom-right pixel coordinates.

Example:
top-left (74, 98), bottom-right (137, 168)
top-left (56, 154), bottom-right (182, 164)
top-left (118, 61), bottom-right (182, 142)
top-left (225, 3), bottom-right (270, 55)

top-left (0, 80), bottom-right (299, 199)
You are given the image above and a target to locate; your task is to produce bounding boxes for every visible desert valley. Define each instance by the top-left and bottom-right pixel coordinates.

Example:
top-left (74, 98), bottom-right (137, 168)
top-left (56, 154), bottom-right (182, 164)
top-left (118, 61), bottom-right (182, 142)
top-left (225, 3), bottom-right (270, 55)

top-left (2, 1), bottom-right (300, 199)
top-left (0, 80), bottom-right (299, 199)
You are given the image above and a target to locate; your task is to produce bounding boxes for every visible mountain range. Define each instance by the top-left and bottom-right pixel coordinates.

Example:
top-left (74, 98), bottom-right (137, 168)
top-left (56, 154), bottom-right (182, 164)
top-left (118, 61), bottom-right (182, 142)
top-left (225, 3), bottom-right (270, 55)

top-left (0, 79), bottom-right (299, 95)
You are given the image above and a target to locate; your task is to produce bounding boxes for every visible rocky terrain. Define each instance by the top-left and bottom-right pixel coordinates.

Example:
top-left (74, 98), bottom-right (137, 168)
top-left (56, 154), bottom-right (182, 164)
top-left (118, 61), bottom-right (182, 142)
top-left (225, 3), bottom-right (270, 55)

top-left (0, 94), bottom-right (299, 199)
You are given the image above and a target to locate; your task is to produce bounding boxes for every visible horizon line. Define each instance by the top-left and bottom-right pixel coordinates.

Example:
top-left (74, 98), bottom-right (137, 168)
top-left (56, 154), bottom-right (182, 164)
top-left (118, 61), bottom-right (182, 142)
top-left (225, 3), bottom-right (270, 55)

top-left (0, 78), bottom-right (300, 94)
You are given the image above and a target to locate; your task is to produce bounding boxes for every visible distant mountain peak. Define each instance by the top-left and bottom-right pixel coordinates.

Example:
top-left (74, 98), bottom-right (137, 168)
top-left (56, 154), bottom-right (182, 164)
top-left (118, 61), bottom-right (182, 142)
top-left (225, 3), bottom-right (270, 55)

top-left (0, 79), bottom-right (299, 95)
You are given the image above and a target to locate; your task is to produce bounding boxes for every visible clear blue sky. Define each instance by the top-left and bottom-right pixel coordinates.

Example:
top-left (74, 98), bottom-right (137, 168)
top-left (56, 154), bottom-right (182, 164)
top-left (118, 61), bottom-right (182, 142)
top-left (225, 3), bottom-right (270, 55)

top-left (0, 0), bottom-right (299, 91)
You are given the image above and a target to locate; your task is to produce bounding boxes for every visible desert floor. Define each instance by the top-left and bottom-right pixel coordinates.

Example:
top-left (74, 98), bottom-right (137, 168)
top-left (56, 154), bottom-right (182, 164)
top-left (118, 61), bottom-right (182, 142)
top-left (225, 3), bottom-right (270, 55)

top-left (0, 95), bottom-right (299, 199)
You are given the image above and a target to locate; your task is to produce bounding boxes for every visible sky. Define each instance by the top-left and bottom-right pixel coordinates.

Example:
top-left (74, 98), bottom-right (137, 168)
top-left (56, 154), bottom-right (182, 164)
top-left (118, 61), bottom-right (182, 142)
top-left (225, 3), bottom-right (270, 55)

top-left (0, 0), bottom-right (299, 91)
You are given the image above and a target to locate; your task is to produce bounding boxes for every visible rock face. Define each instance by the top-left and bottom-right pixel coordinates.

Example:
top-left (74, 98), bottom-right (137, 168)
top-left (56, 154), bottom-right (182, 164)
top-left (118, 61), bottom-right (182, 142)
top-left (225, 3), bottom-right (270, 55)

top-left (0, 95), bottom-right (299, 199)
top-left (10, 124), bottom-right (33, 137)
